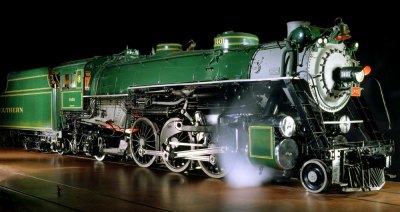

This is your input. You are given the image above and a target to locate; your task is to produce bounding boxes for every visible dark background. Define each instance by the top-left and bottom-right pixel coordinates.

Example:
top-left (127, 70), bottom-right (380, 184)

top-left (0, 3), bottom-right (399, 174)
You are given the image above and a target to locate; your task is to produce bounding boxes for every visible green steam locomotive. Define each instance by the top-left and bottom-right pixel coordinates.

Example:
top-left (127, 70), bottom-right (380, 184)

top-left (0, 19), bottom-right (393, 193)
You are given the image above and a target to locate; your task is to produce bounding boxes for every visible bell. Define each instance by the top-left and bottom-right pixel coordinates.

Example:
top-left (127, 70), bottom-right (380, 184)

top-left (335, 22), bottom-right (351, 41)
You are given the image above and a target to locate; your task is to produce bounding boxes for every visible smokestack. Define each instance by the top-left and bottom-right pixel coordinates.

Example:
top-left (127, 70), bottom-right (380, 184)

top-left (287, 21), bottom-right (310, 37)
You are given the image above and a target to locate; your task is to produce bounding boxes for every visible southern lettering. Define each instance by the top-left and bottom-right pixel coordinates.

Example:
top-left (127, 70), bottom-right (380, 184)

top-left (0, 107), bottom-right (24, 113)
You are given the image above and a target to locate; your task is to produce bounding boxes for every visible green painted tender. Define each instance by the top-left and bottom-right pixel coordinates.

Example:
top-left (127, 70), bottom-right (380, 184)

top-left (0, 67), bottom-right (57, 131)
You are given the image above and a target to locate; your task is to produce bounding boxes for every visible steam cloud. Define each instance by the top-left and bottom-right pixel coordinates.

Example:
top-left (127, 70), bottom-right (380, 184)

top-left (221, 149), bottom-right (275, 188)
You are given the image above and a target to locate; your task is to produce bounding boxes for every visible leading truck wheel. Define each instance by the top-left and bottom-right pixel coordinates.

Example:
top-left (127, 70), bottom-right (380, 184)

top-left (130, 117), bottom-right (158, 167)
top-left (300, 159), bottom-right (330, 193)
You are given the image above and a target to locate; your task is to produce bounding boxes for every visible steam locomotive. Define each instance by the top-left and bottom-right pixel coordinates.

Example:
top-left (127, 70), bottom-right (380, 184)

top-left (0, 18), bottom-right (393, 193)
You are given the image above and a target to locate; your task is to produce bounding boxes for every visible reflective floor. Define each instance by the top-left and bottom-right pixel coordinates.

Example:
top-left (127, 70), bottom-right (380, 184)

top-left (0, 149), bottom-right (399, 211)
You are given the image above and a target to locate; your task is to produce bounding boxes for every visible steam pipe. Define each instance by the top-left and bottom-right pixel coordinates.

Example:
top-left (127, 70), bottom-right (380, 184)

top-left (281, 49), bottom-right (289, 77)
top-left (152, 98), bottom-right (185, 106)
top-left (281, 44), bottom-right (296, 77)
top-left (289, 50), bottom-right (297, 76)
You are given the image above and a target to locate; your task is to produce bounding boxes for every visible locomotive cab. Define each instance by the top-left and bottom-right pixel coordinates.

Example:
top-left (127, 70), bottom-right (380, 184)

top-left (55, 61), bottom-right (85, 111)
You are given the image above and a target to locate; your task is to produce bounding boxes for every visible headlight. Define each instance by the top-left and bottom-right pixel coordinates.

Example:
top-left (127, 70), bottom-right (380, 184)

top-left (279, 116), bottom-right (296, 137)
top-left (353, 70), bottom-right (365, 83)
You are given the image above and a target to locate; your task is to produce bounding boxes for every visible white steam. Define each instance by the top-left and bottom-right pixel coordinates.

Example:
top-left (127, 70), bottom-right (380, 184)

top-left (221, 151), bottom-right (275, 188)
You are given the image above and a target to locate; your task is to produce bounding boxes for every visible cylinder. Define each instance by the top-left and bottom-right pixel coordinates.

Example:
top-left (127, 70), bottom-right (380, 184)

top-left (248, 124), bottom-right (299, 170)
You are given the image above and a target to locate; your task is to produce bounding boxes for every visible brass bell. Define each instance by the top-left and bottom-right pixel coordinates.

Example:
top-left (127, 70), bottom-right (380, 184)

top-left (335, 22), bottom-right (351, 41)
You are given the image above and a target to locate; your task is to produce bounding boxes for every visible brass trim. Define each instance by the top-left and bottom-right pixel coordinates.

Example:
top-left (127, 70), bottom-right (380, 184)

top-left (8, 74), bottom-right (48, 81)
top-left (6, 74), bottom-right (50, 93)
top-left (216, 36), bottom-right (259, 40)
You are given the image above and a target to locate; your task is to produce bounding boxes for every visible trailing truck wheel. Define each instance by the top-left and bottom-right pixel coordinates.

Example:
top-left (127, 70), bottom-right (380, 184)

top-left (300, 159), bottom-right (330, 193)
top-left (94, 136), bottom-right (106, 162)
top-left (130, 117), bottom-right (158, 167)
top-left (22, 136), bottom-right (31, 150)
top-left (57, 138), bottom-right (71, 155)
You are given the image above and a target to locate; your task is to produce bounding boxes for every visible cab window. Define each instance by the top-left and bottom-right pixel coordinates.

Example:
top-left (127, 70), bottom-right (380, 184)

top-left (63, 74), bottom-right (77, 88)
top-left (84, 71), bottom-right (91, 91)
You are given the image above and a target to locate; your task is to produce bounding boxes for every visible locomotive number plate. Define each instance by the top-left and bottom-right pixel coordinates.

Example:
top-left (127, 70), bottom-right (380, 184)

top-left (351, 87), bottom-right (361, 97)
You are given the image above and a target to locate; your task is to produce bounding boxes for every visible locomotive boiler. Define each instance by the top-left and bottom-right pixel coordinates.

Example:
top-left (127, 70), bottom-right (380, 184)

top-left (0, 18), bottom-right (393, 193)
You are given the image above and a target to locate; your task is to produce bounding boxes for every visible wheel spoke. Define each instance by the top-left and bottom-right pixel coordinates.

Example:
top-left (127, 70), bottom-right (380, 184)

top-left (145, 143), bottom-right (155, 149)
top-left (133, 133), bottom-right (140, 140)
top-left (144, 126), bottom-right (152, 139)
